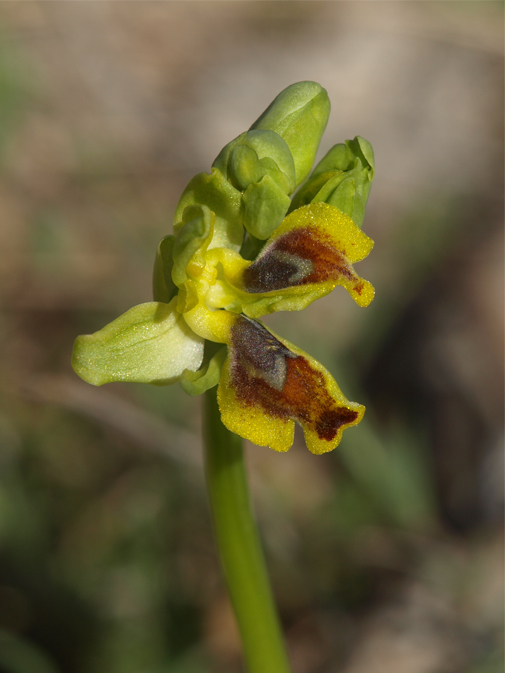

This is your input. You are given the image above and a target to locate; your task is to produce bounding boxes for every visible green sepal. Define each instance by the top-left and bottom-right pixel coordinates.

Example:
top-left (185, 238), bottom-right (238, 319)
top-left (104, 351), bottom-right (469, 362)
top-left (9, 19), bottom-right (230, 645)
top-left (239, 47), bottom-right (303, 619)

top-left (173, 168), bottom-right (244, 251)
top-left (172, 205), bottom-right (214, 288)
top-left (72, 299), bottom-right (204, 387)
top-left (296, 173), bottom-right (367, 227)
top-left (290, 135), bottom-right (375, 228)
top-left (250, 81), bottom-right (330, 188)
top-left (180, 346), bottom-right (227, 396)
top-left (242, 175), bottom-right (291, 240)
top-left (153, 235), bottom-right (177, 303)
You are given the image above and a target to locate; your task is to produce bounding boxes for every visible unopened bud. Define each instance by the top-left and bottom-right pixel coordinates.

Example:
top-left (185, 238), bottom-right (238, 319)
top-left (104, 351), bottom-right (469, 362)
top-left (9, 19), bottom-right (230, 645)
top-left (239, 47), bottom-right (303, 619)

top-left (290, 136), bottom-right (375, 228)
top-left (250, 81), bottom-right (330, 187)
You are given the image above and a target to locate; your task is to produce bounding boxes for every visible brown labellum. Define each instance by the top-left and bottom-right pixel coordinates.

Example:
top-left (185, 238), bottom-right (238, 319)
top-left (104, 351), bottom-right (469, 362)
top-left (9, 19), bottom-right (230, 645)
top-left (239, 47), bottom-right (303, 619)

top-left (243, 226), bottom-right (355, 293)
top-left (230, 316), bottom-right (358, 441)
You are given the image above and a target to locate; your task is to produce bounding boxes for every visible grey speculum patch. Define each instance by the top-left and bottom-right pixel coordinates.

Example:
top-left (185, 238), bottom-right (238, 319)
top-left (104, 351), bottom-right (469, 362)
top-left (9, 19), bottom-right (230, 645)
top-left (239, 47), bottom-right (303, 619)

top-left (231, 316), bottom-right (297, 391)
top-left (243, 250), bottom-right (314, 293)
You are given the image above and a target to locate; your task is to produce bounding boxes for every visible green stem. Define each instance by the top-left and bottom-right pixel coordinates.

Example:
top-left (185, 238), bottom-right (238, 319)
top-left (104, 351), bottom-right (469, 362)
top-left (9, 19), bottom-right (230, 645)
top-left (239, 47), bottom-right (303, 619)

top-left (203, 388), bottom-right (292, 673)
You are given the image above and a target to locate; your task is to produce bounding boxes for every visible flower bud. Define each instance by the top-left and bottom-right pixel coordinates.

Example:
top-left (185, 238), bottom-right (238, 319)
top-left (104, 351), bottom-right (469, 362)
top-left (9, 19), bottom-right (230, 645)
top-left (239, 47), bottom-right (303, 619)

top-left (213, 129), bottom-right (296, 195)
top-left (242, 174), bottom-right (291, 239)
top-left (249, 81), bottom-right (330, 187)
top-left (173, 168), bottom-right (243, 251)
top-left (290, 136), bottom-right (375, 228)
top-left (212, 129), bottom-right (296, 239)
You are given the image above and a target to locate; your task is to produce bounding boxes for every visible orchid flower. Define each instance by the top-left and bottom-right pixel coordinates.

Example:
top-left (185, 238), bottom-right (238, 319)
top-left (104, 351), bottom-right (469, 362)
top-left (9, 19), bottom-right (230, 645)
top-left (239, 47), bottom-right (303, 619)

top-left (72, 81), bottom-right (375, 455)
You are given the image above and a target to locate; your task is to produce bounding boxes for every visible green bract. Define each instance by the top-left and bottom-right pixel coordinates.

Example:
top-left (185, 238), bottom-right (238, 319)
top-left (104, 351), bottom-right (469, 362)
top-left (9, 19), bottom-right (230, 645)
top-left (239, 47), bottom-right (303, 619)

top-left (72, 82), bottom-right (376, 455)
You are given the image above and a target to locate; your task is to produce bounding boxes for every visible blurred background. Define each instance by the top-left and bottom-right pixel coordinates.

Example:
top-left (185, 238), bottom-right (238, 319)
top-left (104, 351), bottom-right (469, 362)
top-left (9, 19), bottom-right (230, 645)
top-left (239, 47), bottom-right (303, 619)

top-left (0, 2), bottom-right (503, 672)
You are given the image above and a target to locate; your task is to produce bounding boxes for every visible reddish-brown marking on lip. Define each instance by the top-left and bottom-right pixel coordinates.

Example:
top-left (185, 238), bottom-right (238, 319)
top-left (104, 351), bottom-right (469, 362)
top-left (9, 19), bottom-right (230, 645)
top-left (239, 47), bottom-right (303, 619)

top-left (230, 318), bottom-right (359, 441)
top-left (243, 226), bottom-right (356, 293)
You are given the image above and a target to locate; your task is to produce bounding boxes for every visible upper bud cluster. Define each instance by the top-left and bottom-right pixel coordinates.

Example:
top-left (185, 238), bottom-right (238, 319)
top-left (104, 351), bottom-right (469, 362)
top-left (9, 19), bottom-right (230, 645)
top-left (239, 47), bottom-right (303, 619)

top-left (212, 129), bottom-right (295, 240)
top-left (173, 82), bottom-right (336, 249)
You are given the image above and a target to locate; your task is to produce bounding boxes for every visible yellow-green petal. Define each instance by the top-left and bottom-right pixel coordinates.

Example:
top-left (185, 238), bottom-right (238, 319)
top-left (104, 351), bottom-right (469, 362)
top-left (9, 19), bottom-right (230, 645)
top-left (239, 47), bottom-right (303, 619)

top-left (72, 299), bottom-right (204, 386)
top-left (182, 300), bottom-right (237, 344)
top-left (172, 204), bottom-right (215, 288)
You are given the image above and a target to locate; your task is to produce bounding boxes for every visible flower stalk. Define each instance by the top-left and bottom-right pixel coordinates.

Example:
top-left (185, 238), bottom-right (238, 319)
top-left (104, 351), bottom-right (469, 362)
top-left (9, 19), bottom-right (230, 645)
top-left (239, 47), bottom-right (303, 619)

top-left (203, 387), bottom-right (291, 673)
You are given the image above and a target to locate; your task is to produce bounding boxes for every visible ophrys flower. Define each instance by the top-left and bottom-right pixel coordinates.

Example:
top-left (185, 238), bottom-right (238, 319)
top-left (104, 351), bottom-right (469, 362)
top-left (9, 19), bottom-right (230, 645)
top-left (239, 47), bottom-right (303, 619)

top-left (72, 82), bottom-right (375, 454)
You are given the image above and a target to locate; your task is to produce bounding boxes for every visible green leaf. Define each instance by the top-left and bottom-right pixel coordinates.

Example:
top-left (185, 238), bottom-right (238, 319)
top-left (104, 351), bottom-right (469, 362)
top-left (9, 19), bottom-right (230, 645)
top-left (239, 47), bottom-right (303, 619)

top-left (72, 299), bottom-right (204, 386)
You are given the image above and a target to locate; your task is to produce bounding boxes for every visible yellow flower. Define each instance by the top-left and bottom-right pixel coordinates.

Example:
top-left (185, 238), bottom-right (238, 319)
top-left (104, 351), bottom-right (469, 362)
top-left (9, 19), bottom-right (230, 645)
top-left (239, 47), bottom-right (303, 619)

top-left (73, 202), bottom-right (373, 454)
top-left (72, 81), bottom-right (376, 454)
